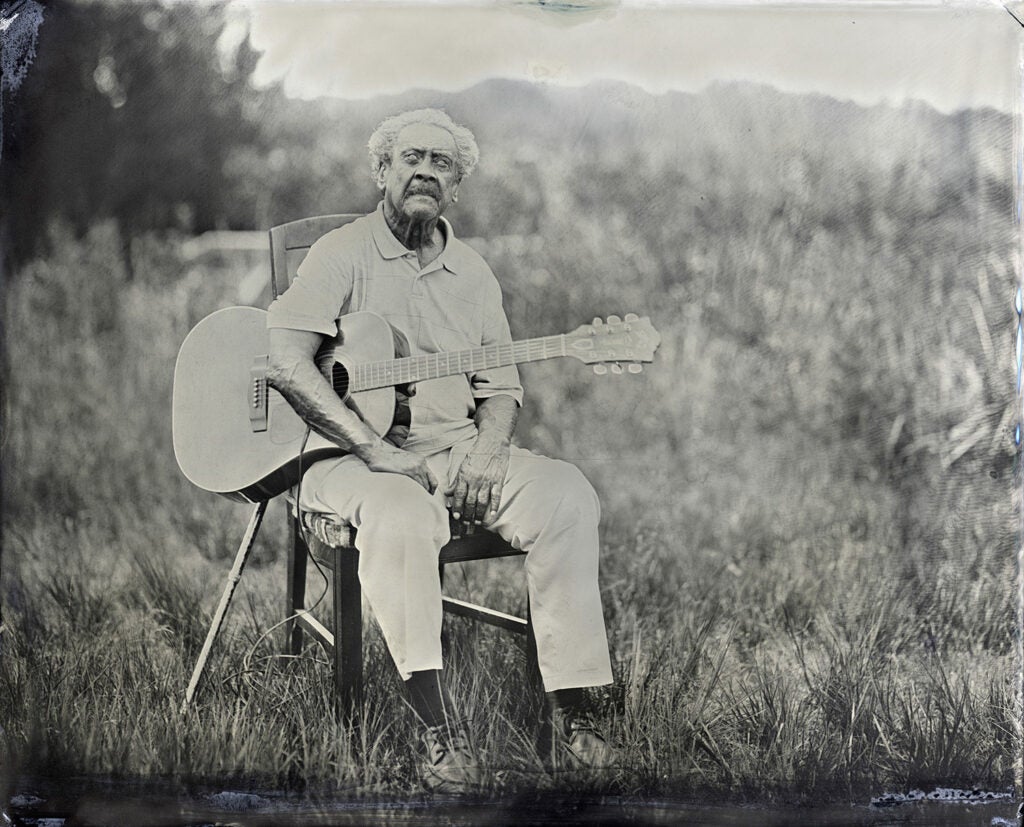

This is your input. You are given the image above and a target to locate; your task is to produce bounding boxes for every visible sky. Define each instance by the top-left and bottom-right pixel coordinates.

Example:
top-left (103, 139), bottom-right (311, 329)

top-left (224, 0), bottom-right (1022, 113)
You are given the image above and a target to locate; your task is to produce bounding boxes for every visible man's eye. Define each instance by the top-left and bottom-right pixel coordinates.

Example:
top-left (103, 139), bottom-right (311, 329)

top-left (435, 158), bottom-right (451, 171)
top-left (402, 153), bottom-right (420, 164)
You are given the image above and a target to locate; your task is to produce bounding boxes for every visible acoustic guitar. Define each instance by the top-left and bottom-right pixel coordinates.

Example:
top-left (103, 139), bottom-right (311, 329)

top-left (172, 307), bottom-right (661, 502)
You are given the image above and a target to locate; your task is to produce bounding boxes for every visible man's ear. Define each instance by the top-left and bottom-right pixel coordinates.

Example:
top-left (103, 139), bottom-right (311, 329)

top-left (375, 162), bottom-right (389, 191)
top-left (451, 180), bottom-right (460, 203)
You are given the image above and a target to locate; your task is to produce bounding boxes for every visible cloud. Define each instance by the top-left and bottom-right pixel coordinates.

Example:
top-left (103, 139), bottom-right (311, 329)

top-left (230, 1), bottom-right (1017, 113)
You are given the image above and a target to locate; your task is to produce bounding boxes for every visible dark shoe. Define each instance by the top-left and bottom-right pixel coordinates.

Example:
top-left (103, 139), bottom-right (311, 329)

top-left (552, 709), bottom-right (618, 770)
top-left (567, 720), bottom-right (618, 768)
top-left (421, 723), bottom-right (481, 794)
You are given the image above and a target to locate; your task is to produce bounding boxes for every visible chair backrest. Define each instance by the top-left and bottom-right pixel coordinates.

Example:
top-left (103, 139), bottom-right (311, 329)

top-left (268, 214), bottom-right (363, 299)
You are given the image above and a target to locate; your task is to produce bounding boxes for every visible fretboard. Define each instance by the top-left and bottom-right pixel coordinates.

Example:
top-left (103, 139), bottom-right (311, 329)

top-left (346, 336), bottom-right (567, 392)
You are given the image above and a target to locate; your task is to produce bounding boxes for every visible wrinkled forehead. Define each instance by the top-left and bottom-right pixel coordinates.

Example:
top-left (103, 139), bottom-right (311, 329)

top-left (392, 123), bottom-right (457, 156)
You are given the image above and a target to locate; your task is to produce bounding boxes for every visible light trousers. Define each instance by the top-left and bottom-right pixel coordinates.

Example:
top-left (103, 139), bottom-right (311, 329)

top-left (298, 442), bottom-right (614, 692)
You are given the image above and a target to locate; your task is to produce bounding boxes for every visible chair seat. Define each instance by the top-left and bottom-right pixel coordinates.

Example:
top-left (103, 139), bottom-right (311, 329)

top-left (300, 509), bottom-right (355, 549)
top-left (297, 507), bottom-right (527, 564)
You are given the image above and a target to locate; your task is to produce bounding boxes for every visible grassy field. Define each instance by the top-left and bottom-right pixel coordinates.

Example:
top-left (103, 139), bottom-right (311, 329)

top-left (1, 85), bottom-right (1020, 809)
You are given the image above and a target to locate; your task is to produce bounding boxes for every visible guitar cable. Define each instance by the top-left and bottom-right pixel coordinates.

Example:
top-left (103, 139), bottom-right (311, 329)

top-left (232, 426), bottom-right (333, 693)
top-left (289, 425), bottom-right (331, 622)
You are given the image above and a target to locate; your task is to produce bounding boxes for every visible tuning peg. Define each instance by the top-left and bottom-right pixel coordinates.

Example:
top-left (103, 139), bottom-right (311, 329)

top-left (593, 364), bottom-right (608, 375)
top-left (628, 363), bottom-right (643, 374)
top-left (625, 313), bottom-right (639, 322)
top-left (610, 363), bottom-right (623, 375)
top-left (607, 314), bottom-right (621, 325)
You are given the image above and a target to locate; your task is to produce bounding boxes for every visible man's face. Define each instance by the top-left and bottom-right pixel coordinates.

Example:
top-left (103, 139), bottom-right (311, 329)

top-left (377, 123), bottom-right (461, 224)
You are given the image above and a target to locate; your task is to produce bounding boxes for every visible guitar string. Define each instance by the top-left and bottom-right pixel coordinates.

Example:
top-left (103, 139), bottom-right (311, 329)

top-left (262, 344), bottom-right (543, 409)
top-left (262, 340), bottom-right (551, 410)
top-left (354, 337), bottom-right (562, 376)
top-left (351, 335), bottom-right (575, 391)
top-left (265, 331), bottom-right (632, 408)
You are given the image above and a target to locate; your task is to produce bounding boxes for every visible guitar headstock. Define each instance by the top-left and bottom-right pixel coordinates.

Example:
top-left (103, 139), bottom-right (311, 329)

top-left (564, 314), bottom-right (661, 374)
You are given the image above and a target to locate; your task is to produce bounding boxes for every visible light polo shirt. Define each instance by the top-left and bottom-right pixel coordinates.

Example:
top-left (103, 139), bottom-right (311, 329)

top-left (267, 202), bottom-right (524, 455)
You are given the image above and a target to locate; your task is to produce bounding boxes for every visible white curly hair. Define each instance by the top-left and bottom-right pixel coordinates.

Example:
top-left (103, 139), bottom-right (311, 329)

top-left (367, 109), bottom-right (480, 182)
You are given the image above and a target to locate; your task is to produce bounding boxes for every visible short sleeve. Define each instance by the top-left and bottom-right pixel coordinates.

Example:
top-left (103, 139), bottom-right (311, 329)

top-left (266, 230), bottom-right (354, 337)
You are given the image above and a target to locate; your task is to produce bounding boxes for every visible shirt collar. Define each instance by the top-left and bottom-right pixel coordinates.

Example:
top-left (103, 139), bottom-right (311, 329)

top-left (370, 200), bottom-right (466, 274)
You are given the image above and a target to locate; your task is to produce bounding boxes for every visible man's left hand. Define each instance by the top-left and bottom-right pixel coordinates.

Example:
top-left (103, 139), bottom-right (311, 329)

top-left (445, 438), bottom-right (510, 534)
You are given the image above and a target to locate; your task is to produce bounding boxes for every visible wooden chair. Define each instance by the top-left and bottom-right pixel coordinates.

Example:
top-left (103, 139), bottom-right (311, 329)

top-left (270, 215), bottom-right (537, 710)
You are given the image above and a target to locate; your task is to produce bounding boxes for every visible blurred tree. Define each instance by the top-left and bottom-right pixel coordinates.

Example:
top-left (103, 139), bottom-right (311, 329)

top-left (2, 0), bottom-right (263, 277)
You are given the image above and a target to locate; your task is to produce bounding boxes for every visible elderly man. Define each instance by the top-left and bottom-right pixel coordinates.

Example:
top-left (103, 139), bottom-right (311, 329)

top-left (266, 109), bottom-right (613, 791)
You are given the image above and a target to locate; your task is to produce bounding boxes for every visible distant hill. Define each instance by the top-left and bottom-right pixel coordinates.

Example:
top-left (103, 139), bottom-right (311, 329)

top-left (297, 75), bottom-right (1009, 159)
top-left (263, 75), bottom-right (1010, 204)
top-left (250, 77), bottom-right (1011, 248)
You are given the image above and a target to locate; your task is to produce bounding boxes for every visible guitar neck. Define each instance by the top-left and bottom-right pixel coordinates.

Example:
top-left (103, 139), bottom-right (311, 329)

top-left (347, 335), bottom-right (567, 392)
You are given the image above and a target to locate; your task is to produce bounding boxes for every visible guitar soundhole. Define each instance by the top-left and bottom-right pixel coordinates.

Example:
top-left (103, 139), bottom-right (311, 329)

top-left (330, 362), bottom-right (350, 398)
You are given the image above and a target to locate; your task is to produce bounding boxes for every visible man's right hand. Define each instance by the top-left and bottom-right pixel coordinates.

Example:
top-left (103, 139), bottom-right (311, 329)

top-left (354, 441), bottom-right (438, 494)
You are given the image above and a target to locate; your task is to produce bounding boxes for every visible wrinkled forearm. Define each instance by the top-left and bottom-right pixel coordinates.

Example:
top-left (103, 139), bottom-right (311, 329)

top-left (473, 394), bottom-right (518, 449)
top-left (266, 354), bottom-right (384, 461)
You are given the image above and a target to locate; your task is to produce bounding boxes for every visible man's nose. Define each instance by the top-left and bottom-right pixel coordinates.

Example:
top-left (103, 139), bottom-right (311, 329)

top-left (414, 160), bottom-right (437, 179)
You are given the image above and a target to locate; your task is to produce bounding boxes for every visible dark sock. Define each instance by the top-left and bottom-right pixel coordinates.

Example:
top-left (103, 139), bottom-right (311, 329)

top-left (548, 687), bottom-right (585, 719)
top-left (405, 670), bottom-right (453, 729)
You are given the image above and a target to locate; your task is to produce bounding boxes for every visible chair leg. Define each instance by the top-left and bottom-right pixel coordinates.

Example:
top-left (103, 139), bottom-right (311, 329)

top-left (182, 501), bottom-right (267, 714)
top-left (334, 546), bottom-right (363, 710)
top-left (285, 513), bottom-right (309, 656)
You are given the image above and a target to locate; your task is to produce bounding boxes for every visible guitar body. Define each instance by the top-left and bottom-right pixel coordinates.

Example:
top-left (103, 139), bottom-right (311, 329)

top-left (173, 305), bottom-right (660, 502)
top-left (172, 307), bottom-right (396, 502)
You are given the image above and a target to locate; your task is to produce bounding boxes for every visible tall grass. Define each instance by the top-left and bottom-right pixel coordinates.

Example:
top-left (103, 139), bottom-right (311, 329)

top-left (1, 87), bottom-right (1018, 804)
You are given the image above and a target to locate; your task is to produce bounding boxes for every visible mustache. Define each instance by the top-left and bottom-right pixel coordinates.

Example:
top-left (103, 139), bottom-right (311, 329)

top-left (406, 183), bottom-right (441, 198)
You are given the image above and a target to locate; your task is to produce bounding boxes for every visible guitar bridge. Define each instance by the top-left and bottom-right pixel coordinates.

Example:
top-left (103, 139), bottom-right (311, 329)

top-left (249, 356), bottom-right (269, 432)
